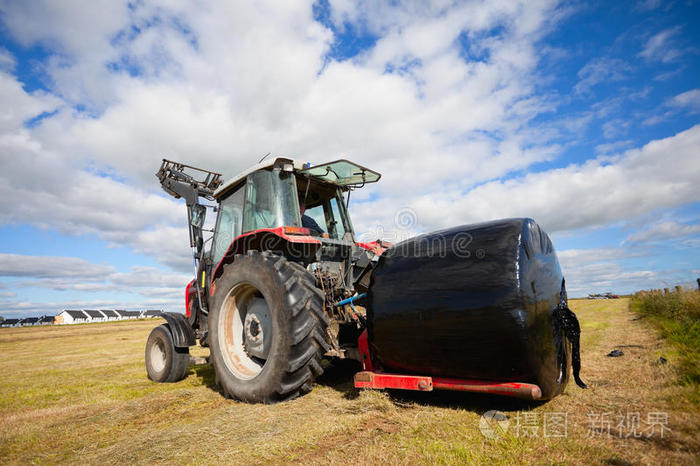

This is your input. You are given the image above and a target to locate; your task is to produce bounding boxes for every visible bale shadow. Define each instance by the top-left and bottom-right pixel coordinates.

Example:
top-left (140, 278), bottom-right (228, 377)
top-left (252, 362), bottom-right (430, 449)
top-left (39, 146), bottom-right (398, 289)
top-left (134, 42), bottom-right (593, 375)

top-left (387, 387), bottom-right (545, 413)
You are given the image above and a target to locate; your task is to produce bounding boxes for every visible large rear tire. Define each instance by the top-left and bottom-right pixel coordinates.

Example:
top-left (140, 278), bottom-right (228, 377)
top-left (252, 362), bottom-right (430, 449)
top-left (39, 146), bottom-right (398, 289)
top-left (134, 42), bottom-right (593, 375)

top-left (145, 324), bottom-right (190, 382)
top-left (208, 250), bottom-right (329, 403)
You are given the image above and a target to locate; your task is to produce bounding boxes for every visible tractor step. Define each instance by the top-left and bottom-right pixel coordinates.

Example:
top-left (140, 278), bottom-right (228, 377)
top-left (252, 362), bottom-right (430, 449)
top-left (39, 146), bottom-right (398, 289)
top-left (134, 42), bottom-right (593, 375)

top-left (354, 371), bottom-right (542, 400)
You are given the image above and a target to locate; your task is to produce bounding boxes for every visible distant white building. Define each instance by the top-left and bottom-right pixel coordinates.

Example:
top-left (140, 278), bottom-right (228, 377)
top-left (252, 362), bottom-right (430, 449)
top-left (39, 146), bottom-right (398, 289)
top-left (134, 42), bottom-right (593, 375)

top-left (100, 310), bottom-right (119, 321)
top-left (141, 310), bottom-right (162, 319)
top-left (115, 310), bottom-right (141, 320)
top-left (59, 310), bottom-right (89, 324)
top-left (83, 310), bottom-right (106, 322)
top-left (38, 316), bottom-right (54, 325)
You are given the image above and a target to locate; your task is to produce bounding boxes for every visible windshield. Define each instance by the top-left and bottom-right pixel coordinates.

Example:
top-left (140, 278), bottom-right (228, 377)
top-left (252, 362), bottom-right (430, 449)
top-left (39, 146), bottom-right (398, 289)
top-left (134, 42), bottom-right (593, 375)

top-left (297, 176), bottom-right (354, 240)
top-left (242, 169), bottom-right (301, 232)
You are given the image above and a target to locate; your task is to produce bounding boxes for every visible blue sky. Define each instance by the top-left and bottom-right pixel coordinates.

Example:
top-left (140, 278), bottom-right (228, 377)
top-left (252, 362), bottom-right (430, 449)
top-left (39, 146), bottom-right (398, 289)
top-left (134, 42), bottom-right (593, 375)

top-left (0, 0), bottom-right (698, 318)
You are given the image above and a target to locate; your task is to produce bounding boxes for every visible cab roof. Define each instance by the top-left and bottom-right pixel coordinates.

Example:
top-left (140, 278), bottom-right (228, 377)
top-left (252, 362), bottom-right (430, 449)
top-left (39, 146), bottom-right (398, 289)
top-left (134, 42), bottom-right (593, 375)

top-left (214, 157), bottom-right (381, 200)
top-left (213, 158), bottom-right (302, 199)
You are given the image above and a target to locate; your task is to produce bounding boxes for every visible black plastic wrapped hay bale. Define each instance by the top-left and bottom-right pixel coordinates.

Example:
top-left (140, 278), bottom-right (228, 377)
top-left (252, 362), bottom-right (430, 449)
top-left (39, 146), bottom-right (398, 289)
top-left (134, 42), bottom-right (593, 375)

top-left (367, 218), bottom-right (571, 400)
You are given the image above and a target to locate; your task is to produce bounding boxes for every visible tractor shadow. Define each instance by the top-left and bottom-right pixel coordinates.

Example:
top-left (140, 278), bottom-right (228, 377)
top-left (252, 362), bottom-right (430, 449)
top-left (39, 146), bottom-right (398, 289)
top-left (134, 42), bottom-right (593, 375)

top-left (315, 359), bottom-right (544, 413)
top-left (189, 363), bottom-right (227, 396)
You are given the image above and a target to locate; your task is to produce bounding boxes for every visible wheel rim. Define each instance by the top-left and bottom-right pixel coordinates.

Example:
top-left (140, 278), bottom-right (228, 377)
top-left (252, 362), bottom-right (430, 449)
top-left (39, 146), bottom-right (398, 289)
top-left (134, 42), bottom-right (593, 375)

top-left (219, 282), bottom-right (272, 380)
top-left (150, 338), bottom-right (167, 373)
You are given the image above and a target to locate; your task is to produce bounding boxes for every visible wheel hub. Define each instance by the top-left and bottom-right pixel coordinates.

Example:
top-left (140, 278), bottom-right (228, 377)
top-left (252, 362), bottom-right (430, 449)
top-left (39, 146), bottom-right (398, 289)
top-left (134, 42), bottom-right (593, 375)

top-left (243, 297), bottom-right (272, 359)
top-left (150, 340), bottom-right (166, 372)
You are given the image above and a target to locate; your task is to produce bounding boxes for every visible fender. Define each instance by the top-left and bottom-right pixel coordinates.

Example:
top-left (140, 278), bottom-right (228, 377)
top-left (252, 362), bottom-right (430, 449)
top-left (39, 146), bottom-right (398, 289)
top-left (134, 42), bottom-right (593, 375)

top-left (158, 311), bottom-right (197, 348)
top-left (211, 227), bottom-right (322, 286)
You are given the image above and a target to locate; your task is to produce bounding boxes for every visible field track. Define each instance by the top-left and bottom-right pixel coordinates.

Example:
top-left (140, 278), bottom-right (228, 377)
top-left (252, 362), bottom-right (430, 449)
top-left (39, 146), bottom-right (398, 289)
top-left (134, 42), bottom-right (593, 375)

top-left (1, 298), bottom-right (698, 464)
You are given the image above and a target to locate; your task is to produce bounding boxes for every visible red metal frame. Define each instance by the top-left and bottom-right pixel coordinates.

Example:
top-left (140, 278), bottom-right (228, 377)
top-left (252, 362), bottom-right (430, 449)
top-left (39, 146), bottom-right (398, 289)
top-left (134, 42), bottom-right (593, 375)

top-left (353, 371), bottom-right (542, 400)
top-left (355, 372), bottom-right (432, 391)
top-left (356, 240), bottom-right (391, 256)
top-left (432, 377), bottom-right (542, 400)
top-left (357, 329), bottom-right (373, 371)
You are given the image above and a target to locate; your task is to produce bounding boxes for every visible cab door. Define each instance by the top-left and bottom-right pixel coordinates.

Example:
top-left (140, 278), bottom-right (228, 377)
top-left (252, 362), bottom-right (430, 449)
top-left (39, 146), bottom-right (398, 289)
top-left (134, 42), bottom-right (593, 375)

top-left (212, 182), bottom-right (246, 268)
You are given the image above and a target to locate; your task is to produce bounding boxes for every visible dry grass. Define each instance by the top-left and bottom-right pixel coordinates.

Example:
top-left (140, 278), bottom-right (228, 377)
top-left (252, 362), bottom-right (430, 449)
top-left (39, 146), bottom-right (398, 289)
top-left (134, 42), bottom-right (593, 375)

top-left (1, 301), bottom-right (698, 465)
top-left (630, 289), bottom-right (700, 390)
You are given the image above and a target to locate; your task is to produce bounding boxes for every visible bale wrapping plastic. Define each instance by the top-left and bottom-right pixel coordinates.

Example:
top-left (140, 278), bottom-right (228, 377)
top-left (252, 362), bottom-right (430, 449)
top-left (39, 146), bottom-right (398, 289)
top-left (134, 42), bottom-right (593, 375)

top-left (367, 218), bottom-right (571, 399)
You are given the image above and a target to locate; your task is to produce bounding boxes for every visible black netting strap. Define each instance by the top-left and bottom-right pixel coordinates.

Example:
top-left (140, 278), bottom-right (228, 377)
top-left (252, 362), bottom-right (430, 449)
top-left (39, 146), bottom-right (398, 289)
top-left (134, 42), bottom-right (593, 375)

top-left (553, 280), bottom-right (587, 389)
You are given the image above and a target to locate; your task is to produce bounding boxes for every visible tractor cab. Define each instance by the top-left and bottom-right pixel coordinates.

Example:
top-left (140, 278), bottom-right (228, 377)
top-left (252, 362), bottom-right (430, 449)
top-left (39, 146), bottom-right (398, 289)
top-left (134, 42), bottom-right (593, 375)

top-left (155, 157), bottom-right (381, 308)
top-left (212, 158), bottom-right (379, 249)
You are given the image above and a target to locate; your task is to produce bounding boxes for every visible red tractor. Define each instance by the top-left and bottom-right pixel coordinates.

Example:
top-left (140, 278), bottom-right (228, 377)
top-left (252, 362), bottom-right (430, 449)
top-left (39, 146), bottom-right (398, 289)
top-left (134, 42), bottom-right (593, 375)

top-left (145, 157), bottom-right (586, 403)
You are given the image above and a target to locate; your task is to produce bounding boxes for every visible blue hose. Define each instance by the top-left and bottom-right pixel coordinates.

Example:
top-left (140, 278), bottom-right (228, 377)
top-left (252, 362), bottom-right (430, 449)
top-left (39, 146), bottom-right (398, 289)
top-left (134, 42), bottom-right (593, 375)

top-left (335, 293), bottom-right (366, 307)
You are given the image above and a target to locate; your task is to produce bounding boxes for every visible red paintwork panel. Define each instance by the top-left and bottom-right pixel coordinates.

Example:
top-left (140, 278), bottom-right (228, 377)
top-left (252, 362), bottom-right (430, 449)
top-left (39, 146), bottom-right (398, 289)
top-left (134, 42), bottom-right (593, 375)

top-left (354, 371), bottom-right (543, 400)
top-left (356, 240), bottom-right (391, 256)
top-left (185, 279), bottom-right (195, 318)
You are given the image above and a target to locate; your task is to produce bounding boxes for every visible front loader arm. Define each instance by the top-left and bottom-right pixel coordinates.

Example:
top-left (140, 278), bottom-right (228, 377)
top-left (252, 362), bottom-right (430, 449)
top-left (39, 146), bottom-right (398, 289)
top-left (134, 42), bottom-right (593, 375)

top-left (156, 159), bottom-right (223, 248)
top-left (155, 158), bottom-right (223, 319)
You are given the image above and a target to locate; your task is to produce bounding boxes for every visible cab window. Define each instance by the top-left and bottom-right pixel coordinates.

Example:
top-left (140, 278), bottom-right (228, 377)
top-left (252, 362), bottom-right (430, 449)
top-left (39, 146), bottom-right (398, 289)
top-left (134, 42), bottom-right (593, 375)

top-left (212, 184), bottom-right (244, 265)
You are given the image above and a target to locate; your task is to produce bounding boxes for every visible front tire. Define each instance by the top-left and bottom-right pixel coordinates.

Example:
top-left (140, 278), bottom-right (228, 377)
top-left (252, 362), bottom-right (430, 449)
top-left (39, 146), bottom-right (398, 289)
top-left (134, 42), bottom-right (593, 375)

top-left (145, 324), bottom-right (190, 382)
top-left (208, 250), bottom-right (329, 403)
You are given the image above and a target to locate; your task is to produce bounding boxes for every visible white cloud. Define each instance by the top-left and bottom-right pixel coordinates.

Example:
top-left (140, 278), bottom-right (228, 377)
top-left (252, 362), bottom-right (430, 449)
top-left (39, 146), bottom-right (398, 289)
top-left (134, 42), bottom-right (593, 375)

top-left (625, 220), bottom-right (700, 244)
top-left (0, 47), bottom-right (15, 71)
top-left (668, 88), bottom-right (700, 113)
top-left (639, 26), bottom-right (683, 63)
top-left (351, 124), bottom-right (700, 236)
top-left (601, 118), bottom-right (631, 139)
top-left (641, 88), bottom-right (700, 126)
top-left (558, 248), bottom-right (630, 267)
top-left (555, 247), bottom-right (691, 296)
top-left (0, 72), bottom-right (61, 132)
top-left (635, 0), bottom-right (662, 11)
top-left (595, 139), bottom-right (634, 155)
top-left (0, 253), bottom-right (114, 278)
top-left (574, 57), bottom-right (631, 96)
top-left (0, 254), bottom-right (190, 292)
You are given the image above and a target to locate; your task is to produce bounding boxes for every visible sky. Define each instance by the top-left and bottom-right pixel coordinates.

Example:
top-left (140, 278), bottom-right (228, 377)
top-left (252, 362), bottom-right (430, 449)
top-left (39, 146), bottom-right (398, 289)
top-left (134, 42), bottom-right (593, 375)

top-left (0, 0), bottom-right (698, 318)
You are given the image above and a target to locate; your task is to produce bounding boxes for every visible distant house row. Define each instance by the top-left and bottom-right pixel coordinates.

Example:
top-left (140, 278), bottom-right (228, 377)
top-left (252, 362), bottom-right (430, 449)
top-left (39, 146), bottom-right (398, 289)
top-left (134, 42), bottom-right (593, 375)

top-left (1, 309), bottom-right (163, 327)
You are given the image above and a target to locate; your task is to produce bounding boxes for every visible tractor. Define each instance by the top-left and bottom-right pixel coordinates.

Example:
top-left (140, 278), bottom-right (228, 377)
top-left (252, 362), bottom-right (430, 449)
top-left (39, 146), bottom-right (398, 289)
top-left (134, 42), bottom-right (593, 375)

top-left (145, 157), bottom-right (585, 403)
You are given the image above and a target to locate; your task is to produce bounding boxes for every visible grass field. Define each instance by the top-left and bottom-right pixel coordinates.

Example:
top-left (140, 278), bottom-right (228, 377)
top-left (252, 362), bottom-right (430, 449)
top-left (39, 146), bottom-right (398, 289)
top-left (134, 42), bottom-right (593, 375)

top-left (630, 289), bottom-right (700, 393)
top-left (1, 299), bottom-right (698, 465)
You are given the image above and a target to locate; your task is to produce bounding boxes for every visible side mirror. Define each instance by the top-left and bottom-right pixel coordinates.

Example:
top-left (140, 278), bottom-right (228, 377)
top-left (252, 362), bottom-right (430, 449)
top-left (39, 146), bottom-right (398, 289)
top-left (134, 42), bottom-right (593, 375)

top-left (191, 204), bottom-right (206, 228)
